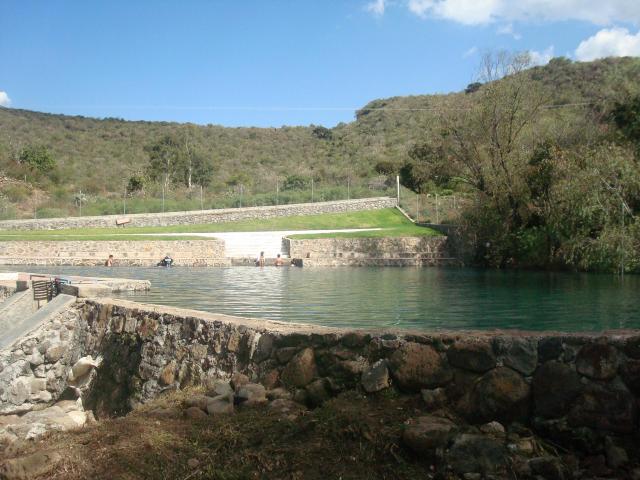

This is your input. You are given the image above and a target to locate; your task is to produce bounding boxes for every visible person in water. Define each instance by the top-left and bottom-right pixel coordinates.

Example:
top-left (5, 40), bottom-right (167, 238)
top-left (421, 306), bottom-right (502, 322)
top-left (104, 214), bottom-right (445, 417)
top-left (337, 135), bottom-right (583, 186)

top-left (104, 255), bottom-right (114, 267)
top-left (158, 254), bottom-right (174, 267)
top-left (275, 254), bottom-right (284, 266)
top-left (256, 251), bottom-right (265, 267)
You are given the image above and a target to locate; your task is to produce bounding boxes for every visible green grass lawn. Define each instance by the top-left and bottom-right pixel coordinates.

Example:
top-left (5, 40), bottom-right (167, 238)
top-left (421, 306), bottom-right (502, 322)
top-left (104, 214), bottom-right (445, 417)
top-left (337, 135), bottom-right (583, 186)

top-left (0, 208), bottom-right (440, 241)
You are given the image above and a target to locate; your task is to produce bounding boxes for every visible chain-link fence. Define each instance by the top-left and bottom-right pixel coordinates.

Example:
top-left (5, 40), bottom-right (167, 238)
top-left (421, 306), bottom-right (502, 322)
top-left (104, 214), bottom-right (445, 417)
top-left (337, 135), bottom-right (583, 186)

top-left (398, 185), bottom-right (466, 224)
top-left (11, 178), bottom-right (398, 220)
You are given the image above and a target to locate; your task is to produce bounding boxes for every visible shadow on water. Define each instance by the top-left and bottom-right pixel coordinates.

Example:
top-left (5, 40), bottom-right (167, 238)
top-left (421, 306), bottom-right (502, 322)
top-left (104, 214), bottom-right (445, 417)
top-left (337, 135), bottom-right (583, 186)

top-left (3, 266), bottom-right (639, 332)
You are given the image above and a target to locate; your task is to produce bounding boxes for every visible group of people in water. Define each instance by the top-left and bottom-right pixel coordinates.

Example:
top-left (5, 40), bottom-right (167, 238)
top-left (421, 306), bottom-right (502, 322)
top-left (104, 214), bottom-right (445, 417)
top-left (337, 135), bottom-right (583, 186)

top-left (104, 252), bottom-right (287, 267)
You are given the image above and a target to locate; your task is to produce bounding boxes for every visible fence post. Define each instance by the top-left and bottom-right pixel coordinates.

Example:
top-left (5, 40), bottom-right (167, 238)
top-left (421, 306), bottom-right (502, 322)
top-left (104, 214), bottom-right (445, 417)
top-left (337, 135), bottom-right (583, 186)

top-left (396, 176), bottom-right (400, 206)
top-left (435, 193), bottom-right (439, 224)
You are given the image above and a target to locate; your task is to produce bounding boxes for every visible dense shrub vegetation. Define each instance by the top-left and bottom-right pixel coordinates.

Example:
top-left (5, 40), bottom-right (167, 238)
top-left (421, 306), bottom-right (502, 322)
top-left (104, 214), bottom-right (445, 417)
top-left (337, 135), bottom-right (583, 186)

top-left (0, 55), bottom-right (639, 271)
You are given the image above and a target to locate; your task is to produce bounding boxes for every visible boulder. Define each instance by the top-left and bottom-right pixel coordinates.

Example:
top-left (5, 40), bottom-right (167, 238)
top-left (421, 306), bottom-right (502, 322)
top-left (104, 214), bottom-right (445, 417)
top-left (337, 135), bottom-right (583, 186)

top-left (281, 348), bottom-right (317, 388)
top-left (360, 359), bottom-right (390, 393)
top-left (266, 387), bottom-right (292, 401)
top-left (0, 450), bottom-right (62, 480)
top-left (305, 378), bottom-right (331, 407)
top-left (421, 387), bottom-right (447, 410)
top-left (185, 406), bottom-right (208, 420)
top-left (184, 395), bottom-right (210, 411)
top-left (230, 373), bottom-right (249, 390)
top-left (402, 415), bottom-right (457, 454)
top-left (208, 380), bottom-right (233, 397)
top-left (389, 343), bottom-right (452, 391)
top-left (538, 337), bottom-right (563, 363)
top-left (568, 382), bottom-right (637, 434)
top-left (236, 383), bottom-right (267, 406)
top-left (495, 337), bottom-right (538, 376)
top-left (44, 344), bottom-right (66, 363)
top-left (447, 340), bottom-right (496, 373)
top-left (446, 434), bottom-right (507, 475)
top-left (533, 361), bottom-right (582, 419)
top-left (620, 359), bottom-right (640, 395)
top-left (466, 367), bottom-right (530, 424)
top-left (575, 343), bottom-right (619, 380)
top-left (206, 394), bottom-right (234, 416)
top-left (479, 421), bottom-right (506, 436)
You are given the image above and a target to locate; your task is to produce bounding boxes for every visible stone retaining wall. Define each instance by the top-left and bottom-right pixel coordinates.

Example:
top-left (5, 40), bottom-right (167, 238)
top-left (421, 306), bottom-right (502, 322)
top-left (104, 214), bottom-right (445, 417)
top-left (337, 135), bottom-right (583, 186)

top-left (0, 240), bottom-right (225, 266)
top-left (286, 236), bottom-right (456, 266)
top-left (0, 198), bottom-right (396, 231)
top-left (1, 297), bottom-right (638, 462)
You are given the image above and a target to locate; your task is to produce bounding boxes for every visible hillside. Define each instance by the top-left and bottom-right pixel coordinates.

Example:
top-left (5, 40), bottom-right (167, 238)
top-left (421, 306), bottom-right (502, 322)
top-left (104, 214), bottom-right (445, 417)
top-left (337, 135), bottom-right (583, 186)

top-left (0, 56), bottom-right (639, 220)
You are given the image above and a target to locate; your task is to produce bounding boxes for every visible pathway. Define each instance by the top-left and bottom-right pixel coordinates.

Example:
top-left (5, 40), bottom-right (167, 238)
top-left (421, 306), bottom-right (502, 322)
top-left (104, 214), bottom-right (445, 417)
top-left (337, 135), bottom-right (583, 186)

top-left (144, 228), bottom-right (383, 258)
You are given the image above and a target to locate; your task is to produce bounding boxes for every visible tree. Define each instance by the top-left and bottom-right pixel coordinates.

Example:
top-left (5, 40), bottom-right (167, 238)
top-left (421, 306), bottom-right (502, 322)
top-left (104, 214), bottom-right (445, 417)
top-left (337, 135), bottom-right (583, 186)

top-left (401, 143), bottom-right (451, 193)
top-left (145, 134), bottom-right (182, 190)
top-left (282, 174), bottom-right (309, 191)
top-left (19, 145), bottom-right (56, 173)
top-left (464, 82), bottom-right (482, 94)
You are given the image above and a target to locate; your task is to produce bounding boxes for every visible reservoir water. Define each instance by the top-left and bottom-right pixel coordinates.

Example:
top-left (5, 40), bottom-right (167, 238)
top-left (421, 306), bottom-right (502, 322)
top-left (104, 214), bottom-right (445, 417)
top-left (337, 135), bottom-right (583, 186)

top-left (7, 266), bottom-right (639, 332)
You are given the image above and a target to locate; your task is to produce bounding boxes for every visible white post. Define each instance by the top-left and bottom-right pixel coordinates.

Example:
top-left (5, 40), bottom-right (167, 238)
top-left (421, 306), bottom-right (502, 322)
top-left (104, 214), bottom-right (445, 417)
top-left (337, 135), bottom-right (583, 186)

top-left (311, 178), bottom-right (314, 202)
top-left (435, 193), bottom-right (439, 224)
top-left (200, 185), bottom-right (204, 210)
top-left (79, 190), bottom-right (82, 216)
top-left (347, 176), bottom-right (350, 200)
top-left (396, 176), bottom-right (400, 206)
top-left (276, 179), bottom-right (279, 205)
top-left (162, 186), bottom-right (165, 213)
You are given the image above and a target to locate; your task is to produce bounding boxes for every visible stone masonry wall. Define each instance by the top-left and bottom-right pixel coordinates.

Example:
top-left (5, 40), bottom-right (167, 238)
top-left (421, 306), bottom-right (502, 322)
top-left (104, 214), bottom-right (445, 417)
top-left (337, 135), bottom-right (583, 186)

top-left (0, 240), bottom-right (225, 267)
top-left (1, 297), bottom-right (638, 461)
top-left (287, 236), bottom-right (455, 266)
top-left (0, 197), bottom-right (396, 231)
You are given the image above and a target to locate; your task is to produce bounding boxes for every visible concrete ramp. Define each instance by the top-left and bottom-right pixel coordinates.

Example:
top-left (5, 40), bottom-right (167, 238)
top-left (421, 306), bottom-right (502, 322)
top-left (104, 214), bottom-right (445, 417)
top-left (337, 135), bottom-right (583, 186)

top-left (0, 294), bottom-right (76, 350)
top-left (0, 289), bottom-right (37, 327)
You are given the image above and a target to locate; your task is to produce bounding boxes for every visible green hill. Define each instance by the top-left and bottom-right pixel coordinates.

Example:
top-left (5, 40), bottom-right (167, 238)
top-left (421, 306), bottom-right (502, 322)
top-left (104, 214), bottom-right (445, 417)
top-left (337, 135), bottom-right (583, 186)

top-left (0, 56), bottom-right (639, 220)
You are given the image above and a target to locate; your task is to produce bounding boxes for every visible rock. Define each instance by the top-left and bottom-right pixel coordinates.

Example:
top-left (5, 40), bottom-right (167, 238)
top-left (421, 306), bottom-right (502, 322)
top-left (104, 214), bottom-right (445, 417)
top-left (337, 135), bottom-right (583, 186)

top-left (261, 369), bottom-right (280, 390)
top-left (533, 361), bottom-right (582, 418)
top-left (266, 387), bottom-right (292, 401)
top-left (402, 415), bottom-right (457, 454)
top-left (269, 398), bottom-right (304, 418)
top-left (605, 437), bottom-right (628, 469)
top-left (620, 359), bottom-right (640, 395)
top-left (305, 378), bottom-right (330, 407)
top-left (515, 437), bottom-right (536, 454)
top-left (568, 382), bottom-right (636, 434)
top-left (624, 336), bottom-right (640, 359)
top-left (528, 456), bottom-right (566, 480)
top-left (0, 450), bottom-right (62, 480)
top-left (388, 343), bottom-right (452, 391)
top-left (281, 348), bottom-right (317, 388)
top-left (236, 383), bottom-right (267, 406)
top-left (28, 351), bottom-right (44, 368)
top-left (495, 337), bottom-right (538, 376)
top-left (341, 332), bottom-right (370, 348)
top-left (254, 334), bottom-right (275, 362)
top-left (185, 406), bottom-right (208, 420)
top-left (538, 337), bottom-right (563, 363)
top-left (421, 387), bottom-right (447, 410)
top-left (208, 380), bottom-right (233, 397)
top-left (206, 394), bottom-right (234, 416)
top-left (575, 343), bottom-right (619, 380)
top-left (230, 373), bottom-right (249, 390)
top-left (361, 359), bottom-right (390, 393)
top-left (466, 367), bottom-right (530, 424)
top-left (276, 347), bottom-right (299, 364)
top-left (187, 458), bottom-right (199, 469)
top-left (479, 421), bottom-right (505, 436)
top-left (69, 356), bottom-right (100, 382)
top-left (184, 395), bottom-right (210, 411)
top-left (447, 340), bottom-right (496, 373)
top-left (44, 345), bottom-right (66, 363)
top-left (446, 434), bottom-right (506, 475)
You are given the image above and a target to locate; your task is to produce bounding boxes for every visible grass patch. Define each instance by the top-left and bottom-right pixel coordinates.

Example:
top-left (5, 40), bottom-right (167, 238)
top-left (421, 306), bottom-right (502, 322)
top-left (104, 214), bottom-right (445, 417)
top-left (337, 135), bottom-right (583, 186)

top-left (10, 389), bottom-right (430, 480)
top-left (0, 209), bottom-right (440, 241)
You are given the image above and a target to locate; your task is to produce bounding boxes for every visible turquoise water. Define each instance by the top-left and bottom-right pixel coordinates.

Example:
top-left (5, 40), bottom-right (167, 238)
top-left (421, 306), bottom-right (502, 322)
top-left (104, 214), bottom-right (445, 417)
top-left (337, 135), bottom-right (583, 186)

top-left (5, 266), bottom-right (639, 332)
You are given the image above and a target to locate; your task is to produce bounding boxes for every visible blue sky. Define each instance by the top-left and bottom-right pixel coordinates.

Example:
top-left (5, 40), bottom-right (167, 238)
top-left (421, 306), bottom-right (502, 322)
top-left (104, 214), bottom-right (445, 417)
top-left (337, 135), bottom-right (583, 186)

top-left (1, 1), bottom-right (639, 127)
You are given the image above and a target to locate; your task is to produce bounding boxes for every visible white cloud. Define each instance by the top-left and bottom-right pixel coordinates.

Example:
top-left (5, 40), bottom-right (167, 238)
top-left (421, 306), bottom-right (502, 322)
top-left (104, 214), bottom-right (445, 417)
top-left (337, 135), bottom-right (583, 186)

top-left (366, 0), bottom-right (387, 17)
top-left (574, 27), bottom-right (640, 60)
top-left (528, 46), bottom-right (555, 65)
top-left (405, 0), bottom-right (640, 26)
top-left (497, 23), bottom-right (522, 40)
top-left (463, 46), bottom-right (478, 58)
top-left (0, 91), bottom-right (10, 107)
